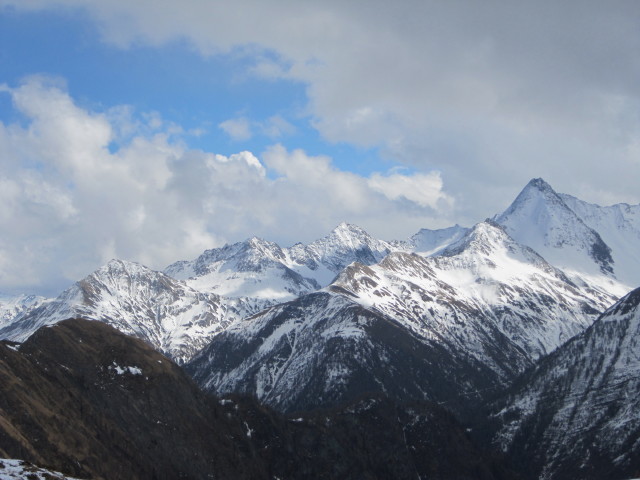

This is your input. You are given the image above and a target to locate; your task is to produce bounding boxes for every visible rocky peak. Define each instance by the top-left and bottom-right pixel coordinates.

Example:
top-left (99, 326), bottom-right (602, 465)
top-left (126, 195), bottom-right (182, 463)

top-left (494, 178), bottom-right (615, 277)
top-left (442, 221), bottom-right (512, 257)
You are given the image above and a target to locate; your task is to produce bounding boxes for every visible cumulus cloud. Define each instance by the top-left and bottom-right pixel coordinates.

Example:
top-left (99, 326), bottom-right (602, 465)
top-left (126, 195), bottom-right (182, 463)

top-left (0, 78), bottom-right (452, 295)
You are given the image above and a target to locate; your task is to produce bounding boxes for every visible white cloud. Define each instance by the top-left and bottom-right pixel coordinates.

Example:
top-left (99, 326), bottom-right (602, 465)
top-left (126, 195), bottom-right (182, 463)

top-left (368, 171), bottom-right (452, 209)
top-left (9, 0), bottom-right (636, 215)
top-left (262, 115), bottom-right (296, 138)
top-left (213, 151), bottom-right (266, 177)
top-left (218, 117), bottom-right (252, 141)
top-left (219, 115), bottom-right (296, 142)
top-left (0, 78), bottom-right (453, 295)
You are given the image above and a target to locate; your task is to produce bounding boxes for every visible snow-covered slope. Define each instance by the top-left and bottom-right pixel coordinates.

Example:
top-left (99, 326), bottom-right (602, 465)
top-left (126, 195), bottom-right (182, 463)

top-left (0, 294), bottom-right (49, 328)
top-left (165, 237), bottom-right (320, 301)
top-left (494, 179), bottom-right (624, 290)
top-left (187, 291), bottom-right (507, 416)
top-left (491, 286), bottom-right (640, 480)
top-left (0, 459), bottom-right (82, 480)
top-left (559, 193), bottom-right (640, 287)
top-left (166, 222), bottom-right (400, 301)
top-left (287, 222), bottom-right (397, 276)
top-left (334, 220), bottom-right (616, 367)
top-left (0, 260), bottom-right (269, 363)
top-left (409, 224), bottom-right (468, 256)
top-left (187, 221), bottom-right (617, 416)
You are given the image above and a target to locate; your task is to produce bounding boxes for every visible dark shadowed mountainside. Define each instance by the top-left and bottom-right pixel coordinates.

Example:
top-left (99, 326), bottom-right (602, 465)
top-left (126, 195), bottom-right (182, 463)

top-left (0, 319), bottom-right (516, 480)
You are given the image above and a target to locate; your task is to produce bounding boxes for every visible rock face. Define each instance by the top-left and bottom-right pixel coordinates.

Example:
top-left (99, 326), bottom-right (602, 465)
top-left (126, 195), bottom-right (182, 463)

top-left (0, 319), bottom-right (516, 480)
top-left (489, 286), bottom-right (640, 480)
top-left (0, 260), bottom-right (270, 363)
top-left (187, 221), bottom-right (616, 417)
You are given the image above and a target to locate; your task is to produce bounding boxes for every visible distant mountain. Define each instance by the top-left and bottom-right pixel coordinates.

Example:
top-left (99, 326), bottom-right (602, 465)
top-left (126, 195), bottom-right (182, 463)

top-left (489, 286), bottom-right (640, 480)
top-left (187, 221), bottom-right (616, 417)
top-left (0, 224), bottom-right (459, 364)
top-left (0, 318), bottom-right (515, 480)
top-left (409, 224), bottom-right (468, 256)
top-left (0, 294), bottom-right (49, 328)
top-left (287, 221), bottom-right (396, 275)
top-left (494, 178), bottom-right (635, 295)
top-left (165, 236), bottom-right (321, 301)
top-left (559, 193), bottom-right (640, 287)
top-left (0, 259), bottom-right (270, 363)
top-left (165, 222), bottom-right (400, 302)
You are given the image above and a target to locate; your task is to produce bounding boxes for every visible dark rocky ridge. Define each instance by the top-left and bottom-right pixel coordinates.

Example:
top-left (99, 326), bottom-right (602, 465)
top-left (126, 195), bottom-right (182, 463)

top-left (0, 319), bottom-right (515, 480)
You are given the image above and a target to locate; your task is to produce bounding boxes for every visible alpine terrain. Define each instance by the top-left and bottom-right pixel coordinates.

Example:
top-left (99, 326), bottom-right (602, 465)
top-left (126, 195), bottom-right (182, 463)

top-left (165, 222), bottom-right (399, 300)
top-left (0, 260), bottom-right (271, 363)
top-left (0, 177), bottom-right (638, 479)
top-left (186, 220), bottom-right (617, 416)
top-left (0, 318), bottom-right (515, 480)
top-left (489, 286), bottom-right (640, 480)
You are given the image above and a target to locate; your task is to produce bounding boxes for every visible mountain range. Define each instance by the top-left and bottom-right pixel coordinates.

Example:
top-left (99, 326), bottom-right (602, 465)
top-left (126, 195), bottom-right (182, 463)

top-left (1, 177), bottom-right (639, 479)
top-left (187, 219), bottom-right (617, 417)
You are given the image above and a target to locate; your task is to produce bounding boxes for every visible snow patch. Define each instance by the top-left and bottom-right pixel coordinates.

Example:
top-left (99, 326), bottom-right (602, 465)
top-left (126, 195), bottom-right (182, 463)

top-left (0, 459), bottom-right (82, 479)
top-left (110, 362), bottom-right (142, 375)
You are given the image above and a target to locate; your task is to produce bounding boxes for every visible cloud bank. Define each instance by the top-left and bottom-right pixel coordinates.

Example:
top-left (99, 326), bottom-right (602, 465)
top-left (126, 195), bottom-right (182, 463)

top-left (5, 0), bottom-right (639, 212)
top-left (0, 77), bottom-right (451, 294)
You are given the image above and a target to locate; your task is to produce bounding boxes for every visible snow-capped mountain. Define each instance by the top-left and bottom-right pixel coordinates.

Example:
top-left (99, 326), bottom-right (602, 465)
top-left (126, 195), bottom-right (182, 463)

top-left (0, 294), bottom-right (49, 328)
top-left (494, 178), bottom-right (634, 295)
top-left (165, 236), bottom-right (321, 301)
top-left (490, 286), bottom-right (640, 480)
top-left (187, 291), bottom-right (505, 416)
top-left (186, 221), bottom-right (617, 416)
top-left (338, 220), bottom-right (616, 363)
top-left (165, 222), bottom-right (399, 301)
top-left (0, 259), bottom-right (270, 363)
top-left (287, 221), bottom-right (396, 276)
top-left (559, 193), bottom-right (640, 287)
top-left (409, 224), bottom-right (468, 256)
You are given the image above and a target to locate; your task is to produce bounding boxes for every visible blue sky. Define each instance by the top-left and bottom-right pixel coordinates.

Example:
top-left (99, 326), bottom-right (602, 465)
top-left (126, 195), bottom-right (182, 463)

top-left (0, 6), bottom-right (387, 174)
top-left (1, 1), bottom-right (639, 296)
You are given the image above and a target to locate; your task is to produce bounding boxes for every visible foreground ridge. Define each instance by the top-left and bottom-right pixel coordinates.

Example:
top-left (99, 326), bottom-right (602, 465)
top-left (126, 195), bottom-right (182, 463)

top-left (489, 286), bottom-right (640, 480)
top-left (0, 319), bottom-right (515, 480)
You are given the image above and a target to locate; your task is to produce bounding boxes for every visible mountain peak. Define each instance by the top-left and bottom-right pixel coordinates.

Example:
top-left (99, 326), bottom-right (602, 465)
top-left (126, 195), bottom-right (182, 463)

top-left (494, 178), bottom-right (615, 277)
top-left (442, 220), bottom-right (511, 257)
top-left (99, 259), bottom-right (150, 276)
top-left (504, 178), bottom-right (565, 215)
top-left (526, 177), bottom-right (555, 193)
top-left (331, 222), bottom-right (370, 239)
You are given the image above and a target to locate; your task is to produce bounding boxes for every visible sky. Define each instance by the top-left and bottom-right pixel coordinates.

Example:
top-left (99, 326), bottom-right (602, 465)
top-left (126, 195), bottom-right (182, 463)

top-left (1, 0), bottom-right (639, 296)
